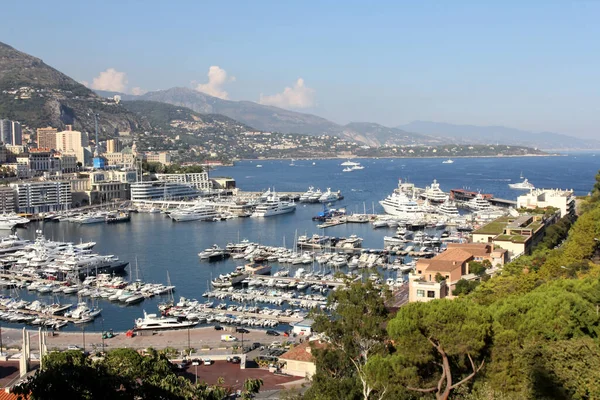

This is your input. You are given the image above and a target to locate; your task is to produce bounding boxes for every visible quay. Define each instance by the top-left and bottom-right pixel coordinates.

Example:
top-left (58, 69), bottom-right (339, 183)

top-left (0, 305), bottom-right (78, 323)
top-left (205, 309), bottom-right (303, 324)
top-left (241, 274), bottom-right (358, 288)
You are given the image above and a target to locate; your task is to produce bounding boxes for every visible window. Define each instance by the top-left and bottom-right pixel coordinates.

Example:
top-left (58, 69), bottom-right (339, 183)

top-left (417, 289), bottom-right (425, 297)
top-left (427, 291), bottom-right (436, 298)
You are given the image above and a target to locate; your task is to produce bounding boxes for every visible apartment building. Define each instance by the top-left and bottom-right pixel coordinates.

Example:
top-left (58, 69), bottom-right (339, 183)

top-left (9, 181), bottom-right (72, 213)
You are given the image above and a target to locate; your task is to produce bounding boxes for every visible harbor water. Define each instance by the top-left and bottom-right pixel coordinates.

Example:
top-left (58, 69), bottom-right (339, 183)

top-left (3, 154), bottom-right (598, 332)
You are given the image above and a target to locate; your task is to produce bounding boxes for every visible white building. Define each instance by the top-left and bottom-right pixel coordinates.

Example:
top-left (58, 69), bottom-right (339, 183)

top-left (10, 181), bottom-right (72, 214)
top-left (130, 181), bottom-right (199, 201)
top-left (154, 172), bottom-right (210, 191)
top-left (56, 127), bottom-right (90, 166)
top-left (0, 186), bottom-right (16, 213)
top-left (517, 188), bottom-right (575, 218)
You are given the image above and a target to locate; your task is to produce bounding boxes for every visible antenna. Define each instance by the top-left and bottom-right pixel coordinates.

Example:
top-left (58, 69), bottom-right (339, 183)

top-left (94, 113), bottom-right (99, 157)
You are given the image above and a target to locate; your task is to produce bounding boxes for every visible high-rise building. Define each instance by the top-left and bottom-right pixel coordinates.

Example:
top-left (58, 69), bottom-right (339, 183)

top-left (0, 119), bottom-right (23, 145)
top-left (56, 129), bottom-right (90, 165)
top-left (106, 138), bottom-right (123, 153)
top-left (10, 181), bottom-right (72, 213)
top-left (37, 127), bottom-right (58, 149)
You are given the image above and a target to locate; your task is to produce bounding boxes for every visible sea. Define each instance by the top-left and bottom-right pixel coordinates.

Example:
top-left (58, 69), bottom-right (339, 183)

top-left (2, 154), bottom-right (599, 333)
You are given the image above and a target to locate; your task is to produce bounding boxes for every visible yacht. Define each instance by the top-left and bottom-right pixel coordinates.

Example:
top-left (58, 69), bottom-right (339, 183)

top-left (342, 167), bottom-right (353, 172)
top-left (379, 191), bottom-right (425, 218)
top-left (318, 188), bottom-right (340, 203)
top-left (256, 164), bottom-right (262, 168)
top-left (169, 204), bottom-right (219, 222)
top-left (421, 179), bottom-right (448, 203)
top-left (442, 159), bottom-right (454, 164)
top-left (509, 178), bottom-right (535, 190)
top-left (437, 199), bottom-right (461, 218)
top-left (134, 311), bottom-right (198, 330)
top-left (340, 160), bottom-right (360, 166)
top-left (299, 187), bottom-right (315, 203)
top-left (467, 193), bottom-right (493, 211)
top-left (251, 192), bottom-right (296, 217)
top-left (308, 189), bottom-right (322, 203)
top-left (76, 213), bottom-right (106, 224)
top-left (350, 164), bottom-right (364, 170)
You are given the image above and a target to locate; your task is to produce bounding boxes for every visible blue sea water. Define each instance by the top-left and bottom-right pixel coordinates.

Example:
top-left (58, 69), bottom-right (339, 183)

top-left (3, 154), bottom-right (598, 332)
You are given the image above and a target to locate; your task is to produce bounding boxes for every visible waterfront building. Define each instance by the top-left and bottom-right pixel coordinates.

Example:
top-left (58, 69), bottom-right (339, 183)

top-left (0, 185), bottom-right (16, 213)
top-left (155, 172), bottom-right (211, 191)
top-left (210, 177), bottom-right (236, 190)
top-left (130, 181), bottom-right (199, 201)
top-left (278, 341), bottom-right (321, 378)
top-left (36, 126), bottom-right (58, 149)
top-left (104, 151), bottom-right (136, 167)
top-left (26, 148), bottom-right (61, 174)
top-left (56, 125), bottom-right (90, 166)
top-left (70, 169), bottom-right (138, 204)
top-left (10, 180), bottom-right (72, 213)
top-left (517, 188), bottom-right (575, 218)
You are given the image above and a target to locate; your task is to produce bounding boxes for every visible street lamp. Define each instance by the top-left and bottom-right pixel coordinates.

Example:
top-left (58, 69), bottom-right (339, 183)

top-left (101, 319), bottom-right (105, 354)
top-left (82, 325), bottom-right (86, 353)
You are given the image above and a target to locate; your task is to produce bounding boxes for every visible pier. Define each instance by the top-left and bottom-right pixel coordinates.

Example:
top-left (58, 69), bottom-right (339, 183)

top-left (0, 305), bottom-right (79, 323)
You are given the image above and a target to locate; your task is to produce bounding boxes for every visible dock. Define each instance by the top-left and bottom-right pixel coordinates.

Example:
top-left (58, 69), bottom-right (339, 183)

top-left (0, 305), bottom-right (79, 323)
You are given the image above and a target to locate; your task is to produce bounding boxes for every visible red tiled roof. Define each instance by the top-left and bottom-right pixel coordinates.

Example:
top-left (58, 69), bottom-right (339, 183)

top-left (0, 391), bottom-right (27, 400)
top-left (279, 341), bottom-right (325, 363)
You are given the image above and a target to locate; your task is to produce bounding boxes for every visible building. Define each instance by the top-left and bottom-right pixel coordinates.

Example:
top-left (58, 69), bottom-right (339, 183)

top-left (144, 151), bottom-right (171, 165)
top-left (36, 126), bottom-right (58, 149)
top-left (130, 181), bottom-right (200, 201)
top-left (155, 172), bottom-right (210, 191)
top-left (0, 143), bottom-right (6, 163)
top-left (517, 188), bottom-right (575, 218)
top-left (56, 153), bottom-right (78, 173)
top-left (70, 169), bottom-right (138, 205)
top-left (416, 248), bottom-right (475, 284)
top-left (0, 119), bottom-right (22, 145)
top-left (0, 186), bottom-right (16, 213)
top-left (408, 274), bottom-right (449, 302)
top-left (472, 214), bottom-right (553, 259)
top-left (210, 177), bottom-right (236, 190)
top-left (291, 318), bottom-right (314, 336)
top-left (278, 341), bottom-right (323, 378)
top-left (26, 149), bottom-right (61, 174)
top-left (104, 152), bottom-right (136, 167)
top-left (5, 145), bottom-right (26, 156)
top-left (10, 181), bottom-right (72, 213)
top-left (445, 243), bottom-right (508, 268)
top-left (106, 138), bottom-right (123, 153)
top-left (56, 126), bottom-right (90, 166)
top-left (3, 163), bottom-right (32, 179)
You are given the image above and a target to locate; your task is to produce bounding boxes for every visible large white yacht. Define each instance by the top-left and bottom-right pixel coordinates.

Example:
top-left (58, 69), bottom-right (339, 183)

top-left (379, 191), bottom-right (425, 218)
top-left (134, 311), bottom-right (198, 330)
top-left (467, 193), bottom-right (493, 211)
top-left (509, 178), bottom-right (535, 190)
top-left (421, 179), bottom-right (448, 203)
top-left (437, 199), bottom-right (461, 217)
top-left (0, 214), bottom-right (30, 230)
top-left (318, 188), bottom-right (340, 203)
top-left (299, 187), bottom-right (315, 203)
top-left (251, 192), bottom-right (296, 217)
top-left (340, 160), bottom-right (360, 166)
top-left (169, 203), bottom-right (219, 222)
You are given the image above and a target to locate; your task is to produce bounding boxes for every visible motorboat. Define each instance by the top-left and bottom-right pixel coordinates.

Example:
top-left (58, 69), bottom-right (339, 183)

top-left (299, 187), bottom-right (315, 202)
top-left (340, 160), bottom-right (360, 166)
top-left (508, 178), bottom-right (535, 190)
top-left (379, 191), bottom-right (425, 218)
top-left (134, 311), bottom-right (198, 330)
top-left (350, 164), bottom-right (364, 170)
top-left (442, 159), bottom-right (454, 164)
top-left (342, 167), bottom-right (353, 172)
top-left (437, 199), bottom-right (461, 217)
top-left (466, 193), bottom-right (494, 212)
top-left (318, 188), bottom-right (340, 203)
top-left (170, 204), bottom-right (219, 222)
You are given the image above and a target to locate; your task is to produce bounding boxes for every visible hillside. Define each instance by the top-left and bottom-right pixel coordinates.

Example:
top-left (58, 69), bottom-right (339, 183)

top-left (0, 41), bottom-right (146, 136)
top-left (97, 87), bottom-right (437, 146)
top-left (399, 121), bottom-right (600, 150)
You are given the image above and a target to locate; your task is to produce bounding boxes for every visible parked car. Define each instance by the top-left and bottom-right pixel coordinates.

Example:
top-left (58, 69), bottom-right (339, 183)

top-left (67, 345), bottom-right (80, 351)
top-left (214, 325), bottom-right (223, 331)
top-left (203, 358), bottom-right (212, 366)
top-left (226, 356), bottom-right (241, 364)
top-left (236, 327), bottom-right (250, 334)
top-left (191, 358), bottom-right (201, 366)
top-left (266, 330), bottom-right (280, 336)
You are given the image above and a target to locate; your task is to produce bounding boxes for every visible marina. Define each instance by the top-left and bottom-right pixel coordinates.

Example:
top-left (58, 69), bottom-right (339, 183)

top-left (0, 155), bottom-right (596, 333)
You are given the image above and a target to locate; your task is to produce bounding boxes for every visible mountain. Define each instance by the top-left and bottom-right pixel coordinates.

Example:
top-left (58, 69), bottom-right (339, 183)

top-left (0, 41), bottom-right (146, 136)
top-left (398, 121), bottom-right (600, 150)
top-left (96, 87), bottom-right (440, 146)
top-left (121, 100), bottom-right (253, 133)
top-left (343, 122), bottom-right (444, 147)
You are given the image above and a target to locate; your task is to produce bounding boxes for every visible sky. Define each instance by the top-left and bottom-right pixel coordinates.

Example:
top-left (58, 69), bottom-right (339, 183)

top-left (1, 1), bottom-right (598, 138)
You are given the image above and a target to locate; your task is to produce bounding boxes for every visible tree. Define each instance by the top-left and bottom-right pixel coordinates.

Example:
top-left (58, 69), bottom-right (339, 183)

top-left (386, 299), bottom-right (492, 400)
top-left (241, 378), bottom-right (264, 399)
top-left (452, 279), bottom-right (479, 296)
top-left (307, 280), bottom-right (389, 400)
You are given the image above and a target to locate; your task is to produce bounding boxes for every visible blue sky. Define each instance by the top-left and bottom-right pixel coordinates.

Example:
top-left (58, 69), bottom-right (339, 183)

top-left (1, 1), bottom-right (598, 138)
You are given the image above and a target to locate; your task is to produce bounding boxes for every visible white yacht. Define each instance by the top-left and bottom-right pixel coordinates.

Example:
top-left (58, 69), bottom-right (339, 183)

top-left (467, 193), bottom-right (493, 211)
top-left (421, 179), bottom-right (448, 203)
top-left (299, 187), bottom-right (315, 202)
top-left (76, 213), bottom-right (106, 224)
top-left (0, 214), bottom-right (29, 230)
top-left (350, 164), bottom-right (364, 170)
top-left (170, 204), bottom-right (219, 222)
top-left (379, 191), bottom-right (425, 218)
top-left (442, 159), bottom-right (454, 164)
top-left (437, 199), bottom-right (461, 217)
top-left (509, 178), bottom-right (535, 190)
top-left (340, 160), bottom-right (360, 166)
top-left (134, 311), bottom-right (198, 330)
top-left (251, 192), bottom-right (296, 217)
top-left (308, 189), bottom-right (322, 203)
top-left (318, 188), bottom-right (339, 203)
top-left (342, 167), bottom-right (353, 172)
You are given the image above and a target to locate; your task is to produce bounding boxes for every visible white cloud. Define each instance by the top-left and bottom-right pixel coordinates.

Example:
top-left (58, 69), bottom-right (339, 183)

top-left (259, 78), bottom-right (315, 109)
top-left (90, 68), bottom-right (128, 92)
top-left (195, 66), bottom-right (235, 99)
top-left (130, 87), bottom-right (147, 96)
